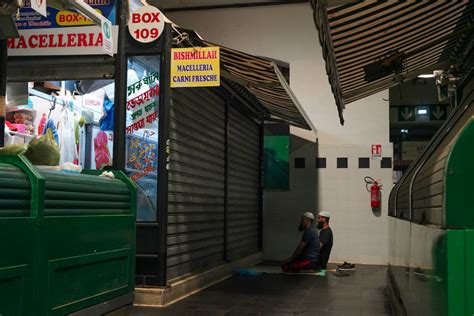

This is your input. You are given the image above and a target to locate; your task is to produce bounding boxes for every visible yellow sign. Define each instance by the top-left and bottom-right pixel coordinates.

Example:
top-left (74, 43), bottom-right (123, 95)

top-left (171, 47), bottom-right (220, 88)
top-left (56, 9), bottom-right (102, 27)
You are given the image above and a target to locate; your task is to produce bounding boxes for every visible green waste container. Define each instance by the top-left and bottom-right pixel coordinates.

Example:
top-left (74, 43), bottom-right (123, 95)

top-left (0, 155), bottom-right (137, 316)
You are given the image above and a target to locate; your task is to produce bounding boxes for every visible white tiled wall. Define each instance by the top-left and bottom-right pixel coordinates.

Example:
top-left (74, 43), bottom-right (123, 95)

top-left (263, 142), bottom-right (394, 265)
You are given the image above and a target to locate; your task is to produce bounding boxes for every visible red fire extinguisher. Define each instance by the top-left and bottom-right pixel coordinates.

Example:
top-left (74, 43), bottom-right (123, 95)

top-left (365, 176), bottom-right (382, 208)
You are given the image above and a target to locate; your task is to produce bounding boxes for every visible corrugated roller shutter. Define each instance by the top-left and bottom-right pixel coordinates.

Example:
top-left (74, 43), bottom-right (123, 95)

top-left (411, 104), bottom-right (473, 226)
top-left (388, 186), bottom-right (396, 217)
top-left (389, 88), bottom-right (473, 226)
top-left (167, 87), bottom-right (226, 280)
top-left (396, 170), bottom-right (412, 220)
top-left (226, 105), bottom-right (261, 261)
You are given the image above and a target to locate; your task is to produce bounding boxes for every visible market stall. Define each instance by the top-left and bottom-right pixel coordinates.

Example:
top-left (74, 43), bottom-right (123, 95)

top-left (1, 1), bottom-right (311, 311)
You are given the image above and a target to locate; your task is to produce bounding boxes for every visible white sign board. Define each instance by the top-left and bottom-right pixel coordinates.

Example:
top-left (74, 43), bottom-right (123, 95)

top-left (31, 0), bottom-right (47, 17)
top-left (128, 6), bottom-right (165, 44)
top-left (7, 26), bottom-right (119, 56)
top-left (101, 19), bottom-right (114, 57)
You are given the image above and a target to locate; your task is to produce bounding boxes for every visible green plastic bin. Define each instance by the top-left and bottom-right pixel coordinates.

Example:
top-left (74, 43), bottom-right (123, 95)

top-left (0, 155), bottom-right (137, 316)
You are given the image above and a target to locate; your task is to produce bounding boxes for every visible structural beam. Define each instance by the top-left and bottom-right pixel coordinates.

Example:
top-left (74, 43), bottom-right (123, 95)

top-left (0, 40), bottom-right (6, 147)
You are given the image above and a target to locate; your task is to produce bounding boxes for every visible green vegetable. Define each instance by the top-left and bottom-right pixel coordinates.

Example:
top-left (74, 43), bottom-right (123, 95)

top-left (25, 128), bottom-right (60, 166)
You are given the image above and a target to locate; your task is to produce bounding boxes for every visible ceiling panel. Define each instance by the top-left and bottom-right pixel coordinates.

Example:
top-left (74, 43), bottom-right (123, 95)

top-left (151, 0), bottom-right (307, 11)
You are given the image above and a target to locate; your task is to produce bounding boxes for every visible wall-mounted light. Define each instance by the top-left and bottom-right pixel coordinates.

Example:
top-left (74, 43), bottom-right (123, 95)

top-left (417, 109), bottom-right (428, 115)
top-left (401, 129), bottom-right (409, 133)
top-left (418, 74), bottom-right (435, 78)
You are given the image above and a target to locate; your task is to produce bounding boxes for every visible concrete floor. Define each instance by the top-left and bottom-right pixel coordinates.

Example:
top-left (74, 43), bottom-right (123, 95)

top-left (131, 264), bottom-right (392, 316)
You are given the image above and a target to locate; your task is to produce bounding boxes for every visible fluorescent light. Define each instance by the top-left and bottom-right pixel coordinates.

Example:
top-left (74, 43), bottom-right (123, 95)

top-left (417, 109), bottom-right (428, 115)
top-left (418, 74), bottom-right (435, 78)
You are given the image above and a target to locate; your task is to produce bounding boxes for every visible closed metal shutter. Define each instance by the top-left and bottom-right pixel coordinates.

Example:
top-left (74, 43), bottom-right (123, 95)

top-left (410, 104), bottom-right (473, 226)
top-left (167, 87), bottom-right (226, 280)
top-left (389, 90), bottom-right (473, 226)
top-left (226, 105), bottom-right (261, 261)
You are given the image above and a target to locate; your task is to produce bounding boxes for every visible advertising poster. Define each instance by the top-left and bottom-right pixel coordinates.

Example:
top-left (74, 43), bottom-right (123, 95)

top-left (125, 56), bottom-right (160, 221)
top-left (17, 0), bottom-right (116, 29)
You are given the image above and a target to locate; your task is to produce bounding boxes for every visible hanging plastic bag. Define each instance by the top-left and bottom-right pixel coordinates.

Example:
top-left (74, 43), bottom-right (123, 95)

top-left (99, 96), bottom-right (114, 131)
top-left (57, 108), bottom-right (78, 164)
top-left (42, 119), bottom-right (60, 144)
top-left (25, 129), bottom-right (60, 166)
top-left (94, 131), bottom-right (112, 170)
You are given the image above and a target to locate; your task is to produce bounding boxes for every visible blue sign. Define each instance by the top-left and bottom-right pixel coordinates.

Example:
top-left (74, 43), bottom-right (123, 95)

top-left (16, 0), bottom-right (116, 29)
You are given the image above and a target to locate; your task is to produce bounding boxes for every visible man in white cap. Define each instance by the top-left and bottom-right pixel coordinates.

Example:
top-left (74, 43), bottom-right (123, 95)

top-left (317, 211), bottom-right (333, 270)
top-left (281, 212), bottom-right (320, 273)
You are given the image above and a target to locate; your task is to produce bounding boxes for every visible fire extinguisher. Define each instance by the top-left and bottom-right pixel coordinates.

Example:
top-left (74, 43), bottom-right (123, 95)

top-left (365, 176), bottom-right (382, 208)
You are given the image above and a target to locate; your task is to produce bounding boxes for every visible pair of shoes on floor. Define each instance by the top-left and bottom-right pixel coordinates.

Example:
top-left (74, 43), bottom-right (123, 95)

top-left (337, 261), bottom-right (355, 271)
top-left (334, 267), bottom-right (351, 277)
top-left (334, 262), bottom-right (355, 277)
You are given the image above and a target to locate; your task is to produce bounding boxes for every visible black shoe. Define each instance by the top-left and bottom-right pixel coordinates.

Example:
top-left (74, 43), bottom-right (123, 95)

top-left (334, 268), bottom-right (350, 277)
top-left (337, 262), bottom-right (355, 271)
top-left (414, 267), bottom-right (424, 275)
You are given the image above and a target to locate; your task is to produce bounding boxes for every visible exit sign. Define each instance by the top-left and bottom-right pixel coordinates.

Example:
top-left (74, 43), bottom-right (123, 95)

top-left (371, 144), bottom-right (382, 160)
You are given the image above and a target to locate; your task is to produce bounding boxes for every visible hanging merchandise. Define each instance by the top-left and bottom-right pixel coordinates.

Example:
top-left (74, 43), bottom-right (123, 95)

top-left (6, 107), bottom-right (37, 135)
top-left (42, 119), bottom-right (60, 145)
top-left (94, 131), bottom-right (112, 170)
top-left (38, 113), bottom-right (47, 135)
top-left (5, 121), bottom-right (17, 132)
top-left (57, 102), bottom-right (79, 165)
top-left (99, 96), bottom-right (115, 131)
top-left (25, 129), bottom-right (60, 166)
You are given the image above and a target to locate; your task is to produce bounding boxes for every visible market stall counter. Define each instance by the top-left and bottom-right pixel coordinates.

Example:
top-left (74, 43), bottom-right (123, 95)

top-left (0, 155), bottom-right (137, 316)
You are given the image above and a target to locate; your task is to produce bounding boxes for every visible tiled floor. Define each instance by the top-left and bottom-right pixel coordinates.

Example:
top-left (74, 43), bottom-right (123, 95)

top-left (132, 264), bottom-right (392, 316)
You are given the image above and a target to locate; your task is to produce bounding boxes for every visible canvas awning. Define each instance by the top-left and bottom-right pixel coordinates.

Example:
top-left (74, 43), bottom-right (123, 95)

top-left (312, 0), bottom-right (474, 125)
top-left (171, 25), bottom-right (314, 131)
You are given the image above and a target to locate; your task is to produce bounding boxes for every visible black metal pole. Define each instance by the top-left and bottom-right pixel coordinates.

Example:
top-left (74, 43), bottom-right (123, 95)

top-left (157, 24), bottom-right (172, 287)
top-left (258, 121), bottom-right (264, 250)
top-left (112, 0), bottom-right (128, 170)
top-left (0, 40), bottom-right (7, 147)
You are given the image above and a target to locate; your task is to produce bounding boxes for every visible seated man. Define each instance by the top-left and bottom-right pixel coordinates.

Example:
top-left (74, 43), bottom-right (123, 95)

top-left (316, 211), bottom-right (333, 270)
top-left (282, 212), bottom-right (320, 273)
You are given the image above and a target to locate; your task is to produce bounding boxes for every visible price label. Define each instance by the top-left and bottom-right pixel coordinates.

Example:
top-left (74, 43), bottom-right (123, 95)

top-left (128, 6), bottom-right (165, 44)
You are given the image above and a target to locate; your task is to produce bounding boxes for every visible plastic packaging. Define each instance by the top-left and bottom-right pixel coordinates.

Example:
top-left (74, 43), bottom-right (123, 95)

top-left (0, 144), bottom-right (28, 156)
top-left (38, 113), bottom-right (47, 135)
top-left (24, 129), bottom-right (60, 166)
top-left (59, 162), bottom-right (83, 174)
top-left (100, 171), bottom-right (115, 179)
top-left (94, 131), bottom-right (112, 170)
top-left (57, 109), bottom-right (78, 164)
